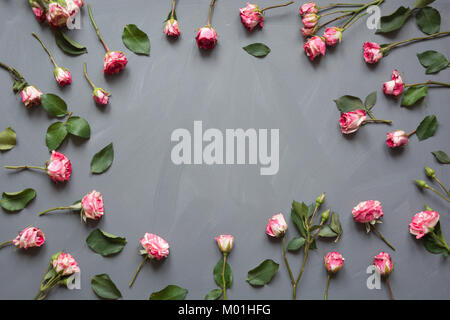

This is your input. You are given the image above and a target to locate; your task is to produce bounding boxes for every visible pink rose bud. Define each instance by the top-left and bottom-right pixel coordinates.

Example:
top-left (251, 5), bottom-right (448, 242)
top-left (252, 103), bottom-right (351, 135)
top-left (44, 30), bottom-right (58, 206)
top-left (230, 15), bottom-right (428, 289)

top-left (46, 2), bottom-right (70, 28)
top-left (30, 0), bottom-right (46, 22)
top-left (386, 130), bottom-right (408, 148)
top-left (373, 252), bottom-right (393, 276)
top-left (164, 18), bottom-right (181, 37)
top-left (93, 87), bottom-right (110, 105)
top-left (324, 252), bottom-right (344, 274)
top-left (409, 211), bottom-right (440, 239)
top-left (303, 36), bottom-right (326, 61)
top-left (266, 213), bottom-right (288, 238)
top-left (352, 200), bottom-right (384, 224)
top-left (73, 0), bottom-right (84, 7)
top-left (323, 27), bottom-right (342, 47)
top-left (140, 233), bottom-right (170, 260)
top-left (239, 3), bottom-right (264, 31)
top-left (196, 26), bottom-right (218, 50)
top-left (383, 69), bottom-right (404, 96)
top-left (339, 109), bottom-right (366, 134)
top-left (302, 13), bottom-right (319, 28)
top-left (46, 151), bottom-right (72, 183)
top-left (52, 252), bottom-right (80, 276)
top-left (13, 226), bottom-right (45, 250)
top-left (81, 190), bottom-right (104, 221)
top-left (216, 234), bottom-right (234, 253)
top-left (301, 26), bottom-right (317, 37)
top-left (20, 85), bottom-right (43, 108)
top-left (64, 0), bottom-right (81, 16)
top-left (299, 2), bottom-right (318, 15)
top-left (54, 67), bottom-right (72, 87)
top-left (103, 51), bottom-right (128, 75)
top-left (363, 42), bottom-right (383, 64)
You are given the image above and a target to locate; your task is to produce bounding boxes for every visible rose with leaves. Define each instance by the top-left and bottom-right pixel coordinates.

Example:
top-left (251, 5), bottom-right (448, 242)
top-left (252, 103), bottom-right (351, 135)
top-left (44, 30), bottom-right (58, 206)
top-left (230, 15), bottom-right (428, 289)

top-left (323, 252), bottom-right (344, 300)
top-left (373, 252), bottom-right (394, 300)
top-left (0, 226), bottom-right (45, 250)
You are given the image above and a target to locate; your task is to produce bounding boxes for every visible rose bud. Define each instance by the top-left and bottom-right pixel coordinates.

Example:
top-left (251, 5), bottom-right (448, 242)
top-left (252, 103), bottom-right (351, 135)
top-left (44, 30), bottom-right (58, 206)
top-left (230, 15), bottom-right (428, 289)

top-left (93, 87), bottom-right (111, 105)
top-left (409, 211), bottom-right (439, 239)
top-left (52, 252), bottom-right (80, 276)
top-left (373, 252), bottom-right (393, 276)
top-left (196, 26), bottom-right (218, 50)
top-left (352, 200), bottom-right (384, 224)
top-left (299, 2), bottom-right (318, 15)
top-left (302, 13), bottom-right (319, 28)
top-left (164, 18), bottom-right (181, 37)
top-left (54, 67), bottom-right (72, 87)
top-left (414, 179), bottom-right (428, 188)
top-left (266, 213), bottom-right (288, 238)
top-left (321, 209), bottom-right (330, 223)
top-left (339, 109), bottom-right (366, 134)
top-left (21, 85), bottom-right (43, 108)
top-left (81, 190), bottom-right (104, 221)
top-left (239, 3), bottom-right (264, 31)
top-left (324, 252), bottom-right (344, 274)
top-left (301, 26), bottom-right (317, 37)
top-left (323, 27), bottom-right (342, 47)
top-left (363, 42), bottom-right (383, 64)
top-left (386, 130), bottom-right (408, 148)
top-left (46, 151), bottom-right (72, 183)
top-left (303, 36), bottom-right (326, 61)
top-left (13, 226), bottom-right (45, 250)
top-left (29, 0), bottom-right (46, 22)
top-left (424, 166), bottom-right (435, 178)
top-left (103, 51), bottom-right (128, 75)
top-left (46, 2), bottom-right (71, 28)
top-left (140, 233), bottom-right (170, 260)
top-left (383, 69), bottom-right (404, 96)
top-left (216, 234), bottom-right (234, 253)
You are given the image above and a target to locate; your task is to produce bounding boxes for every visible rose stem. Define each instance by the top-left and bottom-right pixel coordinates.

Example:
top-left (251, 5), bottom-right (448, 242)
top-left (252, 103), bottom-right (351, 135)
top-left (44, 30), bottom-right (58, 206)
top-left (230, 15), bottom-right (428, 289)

top-left (83, 62), bottom-right (96, 89)
top-left (342, 12), bottom-right (368, 31)
top-left (371, 224), bottom-right (396, 251)
top-left (341, 0), bottom-right (384, 29)
top-left (171, 0), bottom-right (176, 18)
top-left (0, 61), bottom-right (25, 83)
top-left (261, 1), bottom-right (294, 12)
top-left (38, 206), bottom-right (73, 216)
top-left (433, 176), bottom-right (450, 197)
top-left (425, 185), bottom-right (450, 202)
top-left (293, 224), bottom-right (312, 300)
top-left (221, 252), bottom-right (228, 300)
top-left (319, 3), bottom-right (365, 11)
top-left (0, 240), bottom-right (12, 249)
top-left (317, 13), bottom-right (353, 30)
top-left (88, 4), bottom-right (110, 52)
top-left (309, 203), bottom-right (319, 225)
top-left (363, 118), bottom-right (393, 124)
top-left (407, 129), bottom-right (416, 137)
top-left (31, 32), bottom-right (58, 68)
top-left (206, 0), bottom-right (216, 26)
top-left (320, 10), bottom-right (354, 17)
top-left (385, 31), bottom-right (450, 51)
top-left (4, 165), bottom-right (46, 170)
top-left (430, 232), bottom-right (450, 252)
top-left (129, 255), bottom-right (148, 287)
top-left (385, 277), bottom-right (394, 300)
top-left (282, 236), bottom-right (295, 286)
top-left (405, 81), bottom-right (450, 87)
top-left (324, 274), bottom-right (331, 300)
top-left (36, 274), bottom-right (62, 300)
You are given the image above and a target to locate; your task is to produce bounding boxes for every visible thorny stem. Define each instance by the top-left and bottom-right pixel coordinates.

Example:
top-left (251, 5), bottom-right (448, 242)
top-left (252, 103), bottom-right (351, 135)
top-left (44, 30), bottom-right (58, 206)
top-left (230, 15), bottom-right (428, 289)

top-left (261, 1), bottom-right (294, 12)
top-left (4, 165), bottom-right (46, 170)
top-left (129, 255), bottom-right (148, 287)
top-left (371, 223), bottom-right (396, 251)
top-left (405, 81), bottom-right (450, 87)
top-left (385, 31), bottom-right (450, 52)
top-left (385, 277), bottom-right (394, 300)
top-left (425, 185), bottom-right (450, 202)
top-left (0, 240), bottom-right (12, 249)
top-left (32, 32), bottom-right (58, 67)
top-left (222, 253), bottom-right (228, 300)
top-left (282, 236), bottom-right (295, 286)
top-left (324, 274), bottom-right (331, 300)
top-left (88, 4), bottom-right (110, 52)
top-left (83, 62), bottom-right (96, 89)
top-left (207, 0), bottom-right (216, 26)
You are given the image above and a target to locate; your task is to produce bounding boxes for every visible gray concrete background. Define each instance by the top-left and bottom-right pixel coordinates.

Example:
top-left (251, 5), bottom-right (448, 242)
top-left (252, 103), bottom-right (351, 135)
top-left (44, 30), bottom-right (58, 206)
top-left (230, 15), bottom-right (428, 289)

top-left (0, 0), bottom-right (449, 300)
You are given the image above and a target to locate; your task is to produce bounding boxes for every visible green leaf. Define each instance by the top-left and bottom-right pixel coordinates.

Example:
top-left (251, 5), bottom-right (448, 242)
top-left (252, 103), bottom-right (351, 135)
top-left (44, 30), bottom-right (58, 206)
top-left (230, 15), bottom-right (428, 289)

top-left (246, 259), bottom-right (279, 286)
top-left (242, 43), bottom-right (271, 57)
top-left (416, 7), bottom-right (440, 35)
top-left (417, 50), bottom-right (448, 74)
top-left (205, 289), bottom-right (222, 300)
top-left (54, 30), bottom-right (87, 55)
top-left (213, 258), bottom-right (232, 289)
top-left (166, 9), bottom-right (178, 21)
top-left (307, 203), bottom-right (315, 219)
top-left (0, 188), bottom-right (36, 212)
top-left (334, 95), bottom-right (365, 113)
top-left (309, 239), bottom-right (317, 250)
top-left (330, 212), bottom-right (343, 241)
top-left (122, 24), bottom-right (150, 55)
top-left (41, 94), bottom-right (68, 117)
top-left (376, 6), bottom-right (412, 33)
top-left (414, 0), bottom-right (435, 9)
top-left (86, 229), bottom-right (127, 256)
top-left (290, 208), bottom-right (306, 238)
top-left (424, 223), bottom-right (447, 256)
top-left (91, 274), bottom-right (122, 300)
top-left (45, 122), bottom-right (68, 151)
top-left (0, 127), bottom-right (16, 151)
top-left (66, 116), bottom-right (90, 139)
top-left (431, 150), bottom-right (450, 164)
top-left (90, 143), bottom-right (114, 174)
top-left (364, 91), bottom-right (377, 110)
top-left (401, 85), bottom-right (428, 107)
top-left (149, 285), bottom-right (188, 300)
top-left (416, 115), bottom-right (438, 141)
top-left (292, 200), bottom-right (308, 220)
top-left (318, 225), bottom-right (338, 238)
top-left (287, 237), bottom-right (306, 251)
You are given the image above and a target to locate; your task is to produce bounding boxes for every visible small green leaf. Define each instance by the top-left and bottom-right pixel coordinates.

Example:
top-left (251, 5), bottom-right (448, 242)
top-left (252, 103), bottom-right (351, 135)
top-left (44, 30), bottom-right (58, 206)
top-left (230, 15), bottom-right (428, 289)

top-left (287, 237), bottom-right (306, 251)
top-left (66, 116), bottom-right (90, 139)
top-left (122, 24), bottom-right (150, 55)
top-left (401, 85), bottom-right (428, 107)
top-left (416, 115), bottom-right (438, 141)
top-left (431, 150), bottom-right (450, 164)
top-left (90, 143), bottom-right (114, 174)
top-left (41, 94), bottom-right (68, 117)
top-left (243, 43), bottom-right (271, 57)
top-left (91, 274), bottom-right (122, 300)
top-left (416, 7), bottom-right (440, 35)
top-left (290, 208), bottom-right (306, 238)
top-left (213, 258), bottom-right (232, 289)
top-left (149, 285), bottom-right (188, 300)
top-left (54, 30), bottom-right (87, 55)
top-left (330, 212), bottom-right (343, 242)
top-left (318, 225), bottom-right (338, 238)
top-left (376, 6), bottom-right (412, 33)
top-left (45, 122), bottom-right (68, 151)
top-left (414, 0), bottom-right (435, 9)
top-left (246, 259), bottom-right (279, 286)
top-left (0, 188), bottom-right (36, 212)
top-left (364, 91), bottom-right (377, 110)
top-left (86, 229), bottom-right (127, 256)
top-left (334, 95), bottom-right (365, 113)
top-left (166, 9), bottom-right (178, 21)
top-left (205, 289), bottom-right (222, 300)
top-left (417, 50), bottom-right (448, 74)
top-left (0, 127), bottom-right (16, 151)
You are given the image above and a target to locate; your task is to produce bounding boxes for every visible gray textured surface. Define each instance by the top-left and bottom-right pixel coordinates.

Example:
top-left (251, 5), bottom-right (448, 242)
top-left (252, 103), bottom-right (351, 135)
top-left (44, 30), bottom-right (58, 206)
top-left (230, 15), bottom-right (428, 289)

top-left (0, 0), bottom-right (449, 300)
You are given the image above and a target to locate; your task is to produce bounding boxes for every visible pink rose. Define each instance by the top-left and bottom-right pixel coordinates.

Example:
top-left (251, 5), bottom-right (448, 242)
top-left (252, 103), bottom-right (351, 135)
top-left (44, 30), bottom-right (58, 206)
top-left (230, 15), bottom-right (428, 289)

top-left (266, 213), bottom-right (288, 238)
top-left (54, 67), bottom-right (72, 87)
top-left (386, 130), bottom-right (408, 148)
top-left (46, 2), bottom-right (70, 28)
top-left (339, 109), bottom-right (366, 134)
top-left (93, 87), bottom-right (110, 105)
top-left (363, 42), bottom-right (383, 64)
top-left (324, 252), bottom-right (344, 273)
top-left (140, 233), bottom-right (170, 260)
top-left (352, 200), bottom-right (383, 223)
top-left (303, 36), bottom-right (326, 61)
top-left (103, 51), bottom-right (128, 75)
top-left (299, 2), bottom-right (318, 15)
top-left (301, 26), bottom-right (317, 37)
top-left (52, 252), bottom-right (80, 276)
top-left (323, 27), bottom-right (342, 47)
top-left (383, 69), bottom-right (404, 96)
top-left (302, 13), bottom-right (319, 28)
top-left (20, 85), bottom-right (43, 108)
top-left (409, 211), bottom-right (440, 239)
top-left (164, 19), bottom-right (181, 37)
top-left (73, 0), bottom-right (84, 8)
top-left (215, 234), bottom-right (234, 253)
top-left (30, 0), bottom-right (46, 22)
top-left (46, 151), bottom-right (72, 183)
top-left (373, 252), bottom-right (393, 276)
top-left (81, 190), bottom-right (104, 221)
top-left (64, 0), bottom-right (81, 16)
top-left (13, 226), bottom-right (45, 250)
top-left (196, 26), bottom-right (218, 50)
top-left (239, 3), bottom-right (264, 31)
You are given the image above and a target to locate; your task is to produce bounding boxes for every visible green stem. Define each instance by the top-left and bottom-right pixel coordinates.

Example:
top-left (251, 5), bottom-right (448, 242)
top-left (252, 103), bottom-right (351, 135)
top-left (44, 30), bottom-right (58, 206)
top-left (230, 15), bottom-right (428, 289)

top-left (38, 206), bottom-right (74, 216)
top-left (0, 240), bottom-right (12, 249)
top-left (222, 252), bottom-right (228, 300)
top-left (36, 274), bottom-right (61, 300)
top-left (324, 274), bottom-right (331, 300)
top-left (282, 236), bottom-right (295, 285)
top-left (64, 111), bottom-right (73, 125)
top-left (407, 129), bottom-right (416, 137)
top-left (129, 255), bottom-right (148, 287)
top-left (405, 81), bottom-right (450, 87)
top-left (83, 62), bottom-right (96, 89)
top-left (293, 225), bottom-right (311, 300)
top-left (171, 0), bottom-right (176, 17)
top-left (433, 177), bottom-right (450, 197)
top-left (363, 118), bottom-right (392, 124)
top-left (342, 12), bottom-right (368, 31)
top-left (317, 13), bottom-right (353, 30)
top-left (385, 31), bottom-right (450, 52)
top-left (342, 0), bottom-right (384, 29)
top-left (320, 10), bottom-right (354, 17)
top-left (261, 1), bottom-right (294, 12)
top-left (430, 232), bottom-right (450, 252)
top-left (206, 0), bottom-right (216, 26)
top-left (88, 4), bottom-right (110, 52)
top-left (32, 32), bottom-right (58, 68)
top-left (371, 224), bottom-right (396, 251)
top-left (309, 204), bottom-right (319, 225)
top-left (4, 165), bottom-right (46, 171)
top-left (385, 277), bottom-right (394, 300)
top-left (319, 3), bottom-right (365, 11)
top-left (425, 185), bottom-right (450, 202)
top-left (39, 263), bottom-right (52, 291)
